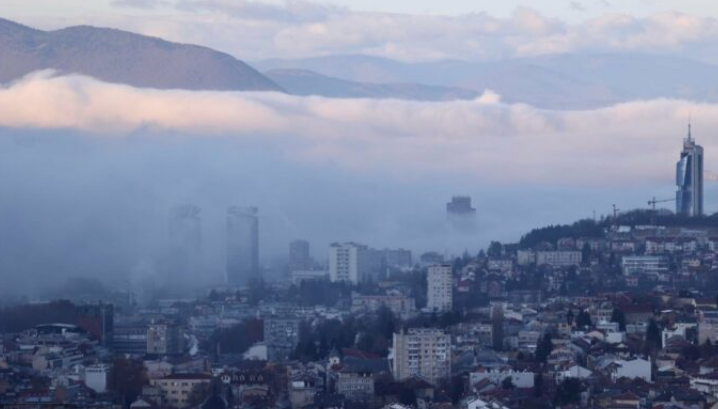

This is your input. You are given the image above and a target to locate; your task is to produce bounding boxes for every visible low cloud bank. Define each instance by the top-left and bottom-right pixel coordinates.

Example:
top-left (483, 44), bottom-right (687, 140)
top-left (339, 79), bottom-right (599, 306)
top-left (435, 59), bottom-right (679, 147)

top-left (0, 71), bottom-right (712, 185)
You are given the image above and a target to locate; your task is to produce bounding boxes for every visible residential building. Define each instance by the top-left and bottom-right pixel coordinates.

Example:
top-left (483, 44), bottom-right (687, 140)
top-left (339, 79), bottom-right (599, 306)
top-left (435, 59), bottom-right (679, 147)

top-left (427, 265), bottom-right (452, 313)
top-left (151, 373), bottom-right (212, 408)
top-left (146, 321), bottom-right (185, 356)
top-left (289, 240), bottom-right (312, 272)
top-left (329, 242), bottom-right (375, 284)
top-left (469, 369), bottom-right (535, 388)
top-left (350, 293), bottom-right (416, 318)
top-left (391, 328), bottom-right (451, 385)
top-left (84, 363), bottom-right (110, 393)
top-left (113, 322), bottom-right (148, 355)
top-left (621, 255), bottom-right (669, 277)
top-left (291, 270), bottom-right (328, 284)
top-left (535, 251), bottom-right (582, 267)
top-left (380, 248), bottom-right (413, 270)
top-left (264, 317), bottom-right (301, 361)
top-left (699, 310), bottom-right (718, 344)
top-left (335, 357), bottom-right (390, 402)
top-left (609, 358), bottom-right (652, 382)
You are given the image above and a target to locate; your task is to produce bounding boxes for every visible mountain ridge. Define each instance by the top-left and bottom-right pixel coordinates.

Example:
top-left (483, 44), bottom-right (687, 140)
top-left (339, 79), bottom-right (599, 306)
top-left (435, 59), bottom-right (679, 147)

top-left (0, 17), bottom-right (283, 92)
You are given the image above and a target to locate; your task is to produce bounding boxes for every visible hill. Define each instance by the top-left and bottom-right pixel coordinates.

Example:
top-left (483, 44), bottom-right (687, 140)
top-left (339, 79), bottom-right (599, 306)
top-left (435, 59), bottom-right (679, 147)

top-left (0, 17), bottom-right (282, 92)
top-left (265, 68), bottom-right (479, 101)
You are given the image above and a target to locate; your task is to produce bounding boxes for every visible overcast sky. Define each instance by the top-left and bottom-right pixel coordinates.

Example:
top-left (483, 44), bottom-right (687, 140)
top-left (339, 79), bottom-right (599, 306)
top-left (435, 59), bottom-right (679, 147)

top-left (4, 0), bottom-right (718, 63)
top-left (5, 0), bottom-right (718, 21)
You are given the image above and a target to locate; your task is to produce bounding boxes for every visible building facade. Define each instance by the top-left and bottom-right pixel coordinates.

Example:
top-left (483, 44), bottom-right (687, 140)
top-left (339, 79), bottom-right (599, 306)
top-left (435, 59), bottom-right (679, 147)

top-left (168, 204), bottom-right (202, 288)
top-left (146, 321), bottom-right (185, 356)
top-left (621, 255), bottom-right (669, 277)
top-left (391, 328), bottom-right (451, 385)
top-left (289, 239), bottom-right (312, 272)
top-left (77, 303), bottom-right (114, 347)
top-left (535, 251), bottom-right (582, 267)
top-left (427, 265), bottom-right (453, 313)
top-left (264, 317), bottom-right (301, 361)
top-left (676, 126), bottom-right (704, 216)
top-left (328, 243), bottom-right (375, 284)
top-left (226, 206), bottom-right (259, 285)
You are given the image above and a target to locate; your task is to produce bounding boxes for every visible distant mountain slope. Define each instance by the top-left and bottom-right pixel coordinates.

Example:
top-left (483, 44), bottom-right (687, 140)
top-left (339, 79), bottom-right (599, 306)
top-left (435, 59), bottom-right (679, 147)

top-left (0, 17), bottom-right (282, 92)
top-left (265, 69), bottom-right (479, 101)
top-left (256, 54), bottom-right (718, 109)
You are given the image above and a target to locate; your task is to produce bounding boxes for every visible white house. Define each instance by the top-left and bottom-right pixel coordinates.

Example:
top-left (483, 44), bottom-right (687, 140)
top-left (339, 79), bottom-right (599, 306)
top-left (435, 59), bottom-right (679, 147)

top-left (610, 358), bottom-right (651, 382)
top-left (470, 369), bottom-right (535, 389)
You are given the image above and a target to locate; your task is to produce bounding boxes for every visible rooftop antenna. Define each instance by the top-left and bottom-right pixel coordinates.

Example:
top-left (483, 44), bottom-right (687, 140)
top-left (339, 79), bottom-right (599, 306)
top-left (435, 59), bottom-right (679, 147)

top-left (688, 113), bottom-right (693, 141)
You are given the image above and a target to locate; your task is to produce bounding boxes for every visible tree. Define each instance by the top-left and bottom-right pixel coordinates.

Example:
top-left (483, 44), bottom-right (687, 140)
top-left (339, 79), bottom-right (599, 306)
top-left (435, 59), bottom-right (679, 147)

top-left (581, 242), bottom-right (591, 264)
top-left (108, 358), bottom-right (147, 407)
top-left (208, 289), bottom-right (222, 302)
top-left (187, 382), bottom-right (212, 407)
top-left (535, 332), bottom-right (554, 363)
top-left (575, 310), bottom-right (592, 329)
top-left (398, 387), bottom-right (417, 406)
top-left (492, 306), bottom-right (505, 352)
top-left (204, 319), bottom-right (264, 355)
top-left (645, 319), bottom-right (662, 353)
top-left (247, 278), bottom-right (267, 305)
top-left (610, 308), bottom-right (627, 331)
top-left (554, 378), bottom-right (583, 407)
top-left (534, 372), bottom-right (544, 397)
top-left (0, 300), bottom-right (78, 333)
top-left (501, 376), bottom-right (515, 390)
top-left (488, 241), bottom-right (503, 258)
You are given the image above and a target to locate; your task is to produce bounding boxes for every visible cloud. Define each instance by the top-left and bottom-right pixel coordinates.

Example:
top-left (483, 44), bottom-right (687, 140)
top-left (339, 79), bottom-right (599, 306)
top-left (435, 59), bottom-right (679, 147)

top-left (30, 2), bottom-right (718, 63)
top-left (111, 0), bottom-right (172, 10)
top-left (175, 0), bottom-right (345, 23)
top-left (0, 71), bottom-right (713, 187)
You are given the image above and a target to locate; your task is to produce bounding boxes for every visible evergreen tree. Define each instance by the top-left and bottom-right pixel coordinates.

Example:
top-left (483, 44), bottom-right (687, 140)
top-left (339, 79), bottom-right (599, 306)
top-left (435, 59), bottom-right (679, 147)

top-left (581, 242), bottom-right (591, 264)
top-left (610, 308), bottom-right (627, 331)
top-left (488, 241), bottom-right (503, 258)
top-left (534, 372), bottom-right (544, 397)
top-left (554, 378), bottom-right (583, 407)
top-left (535, 332), bottom-right (554, 363)
top-left (645, 319), bottom-right (662, 353)
top-left (576, 310), bottom-right (593, 329)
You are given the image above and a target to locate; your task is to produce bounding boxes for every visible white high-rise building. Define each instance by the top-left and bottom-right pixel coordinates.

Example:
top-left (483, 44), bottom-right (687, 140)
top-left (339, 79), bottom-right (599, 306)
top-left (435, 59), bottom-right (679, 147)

top-left (391, 328), bottom-right (451, 385)
top-left (427, 265), bottom-right (453, 313)
top-left (329, 243), bottom-right (370, 284)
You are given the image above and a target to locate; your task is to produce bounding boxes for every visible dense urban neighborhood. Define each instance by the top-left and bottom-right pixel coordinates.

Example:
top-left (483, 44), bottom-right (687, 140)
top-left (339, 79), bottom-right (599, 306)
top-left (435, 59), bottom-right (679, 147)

top-left (5, 207), bottom-right (718, 409)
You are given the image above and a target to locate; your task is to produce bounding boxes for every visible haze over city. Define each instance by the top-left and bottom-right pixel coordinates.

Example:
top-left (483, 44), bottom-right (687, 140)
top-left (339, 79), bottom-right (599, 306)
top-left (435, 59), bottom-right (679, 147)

top-left (3, 2), bottom-right (718, 409)
top-left (1, 0), bottom-right (718, 297)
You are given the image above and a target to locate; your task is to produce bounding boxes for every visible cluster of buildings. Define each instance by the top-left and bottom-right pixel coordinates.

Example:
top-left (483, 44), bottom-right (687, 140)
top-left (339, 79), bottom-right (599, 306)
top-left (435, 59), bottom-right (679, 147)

top-left (2, 130), bottom-right (718, 409)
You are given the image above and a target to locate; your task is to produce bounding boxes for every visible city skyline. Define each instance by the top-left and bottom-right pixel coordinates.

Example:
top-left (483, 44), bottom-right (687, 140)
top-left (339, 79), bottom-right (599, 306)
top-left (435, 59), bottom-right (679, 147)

top-left (6, 2), bottom-right (718, 408)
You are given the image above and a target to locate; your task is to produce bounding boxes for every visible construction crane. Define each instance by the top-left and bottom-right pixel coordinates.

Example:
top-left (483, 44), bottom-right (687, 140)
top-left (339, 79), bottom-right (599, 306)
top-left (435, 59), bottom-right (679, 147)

top-left (648, 197), bottom-right (673, 211)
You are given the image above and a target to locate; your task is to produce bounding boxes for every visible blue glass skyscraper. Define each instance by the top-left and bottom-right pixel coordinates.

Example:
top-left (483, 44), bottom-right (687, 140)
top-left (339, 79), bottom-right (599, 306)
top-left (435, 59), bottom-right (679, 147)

top-left (676, 124), bottom-right (704, 217)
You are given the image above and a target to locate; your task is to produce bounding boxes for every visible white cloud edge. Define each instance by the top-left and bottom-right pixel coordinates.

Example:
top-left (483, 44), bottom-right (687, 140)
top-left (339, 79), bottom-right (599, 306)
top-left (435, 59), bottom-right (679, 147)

top-left (0, 70), bottom-right (713, 186)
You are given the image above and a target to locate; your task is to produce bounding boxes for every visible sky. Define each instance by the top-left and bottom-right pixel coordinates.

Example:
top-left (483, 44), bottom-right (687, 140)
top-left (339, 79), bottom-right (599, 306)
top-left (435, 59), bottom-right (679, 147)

top-left (6, 0), bottom-right (718, 62)
top-left (5, 0), bottom-right (718, 21)
top-left (2, 0), bottom-right (718, 295)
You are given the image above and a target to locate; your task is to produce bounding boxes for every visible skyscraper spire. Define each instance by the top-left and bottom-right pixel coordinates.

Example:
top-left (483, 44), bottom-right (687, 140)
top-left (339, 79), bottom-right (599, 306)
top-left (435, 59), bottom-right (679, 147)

top-left (688, 116), bottom-right (692, 141)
